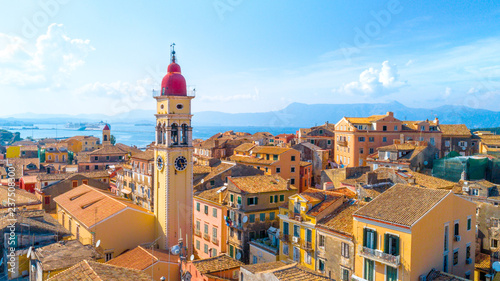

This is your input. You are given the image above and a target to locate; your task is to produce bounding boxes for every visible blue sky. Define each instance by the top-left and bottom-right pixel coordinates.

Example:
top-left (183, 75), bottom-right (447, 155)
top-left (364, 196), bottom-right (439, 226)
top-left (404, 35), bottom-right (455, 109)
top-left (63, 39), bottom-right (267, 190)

top-left (1, 0), bottom-right (499, 116)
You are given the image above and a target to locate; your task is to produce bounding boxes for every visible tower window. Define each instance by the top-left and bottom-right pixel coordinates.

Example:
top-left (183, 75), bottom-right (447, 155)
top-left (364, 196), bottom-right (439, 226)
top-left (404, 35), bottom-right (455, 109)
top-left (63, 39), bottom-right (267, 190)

top-left (177, 104), bottom-right (184, 109)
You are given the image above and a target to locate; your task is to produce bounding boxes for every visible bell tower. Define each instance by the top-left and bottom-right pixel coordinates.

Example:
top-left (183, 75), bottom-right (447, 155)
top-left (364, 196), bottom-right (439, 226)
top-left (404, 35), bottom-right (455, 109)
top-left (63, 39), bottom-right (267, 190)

top-left (102, 124), bottom-right (111, 146)
top-left (153, 44), bottom-right (194, 253)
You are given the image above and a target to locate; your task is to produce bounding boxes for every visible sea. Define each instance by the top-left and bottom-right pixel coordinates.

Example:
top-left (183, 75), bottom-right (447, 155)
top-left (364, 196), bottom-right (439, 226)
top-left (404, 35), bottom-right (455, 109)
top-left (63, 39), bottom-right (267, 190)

top-left (3, 123), bottom-right (300, 148)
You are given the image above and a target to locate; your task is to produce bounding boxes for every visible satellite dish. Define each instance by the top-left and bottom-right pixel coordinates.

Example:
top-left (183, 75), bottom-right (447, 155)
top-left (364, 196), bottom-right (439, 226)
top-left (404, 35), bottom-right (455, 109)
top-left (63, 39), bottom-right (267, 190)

top-left (242, 216), bottom-right (248, 223)
top-left (190, 255), bottom-right (195, 261)
top-left (96, 240), bottom-right (101, 248)
top-left (201, 179), bottom-right (204, 184)
top-left (493, 261), bottom-right (500, 272)
top-left (423, 161), bottom-right (428, 165)
top-left (170, 245), bottom-right (181, 255)
top-left (27, 247), bottom-right (32, 259)
top-left (236, 252), bottom-right (242, 260)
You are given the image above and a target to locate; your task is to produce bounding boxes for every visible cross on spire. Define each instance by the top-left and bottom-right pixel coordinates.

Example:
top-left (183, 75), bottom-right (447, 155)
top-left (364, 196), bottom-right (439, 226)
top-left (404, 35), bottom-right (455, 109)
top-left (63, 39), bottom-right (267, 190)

top-left (170, 43), bottom-right (176, 63)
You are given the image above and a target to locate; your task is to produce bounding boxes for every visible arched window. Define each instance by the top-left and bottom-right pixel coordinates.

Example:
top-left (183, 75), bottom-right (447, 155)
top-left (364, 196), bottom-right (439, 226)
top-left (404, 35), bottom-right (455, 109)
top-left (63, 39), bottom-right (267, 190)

top-left (104, 135), bottom-right (108, 141)
top-left (181, 124), bottom-right (188, 145)
top-left (171, 123), bottom-right (178, 145)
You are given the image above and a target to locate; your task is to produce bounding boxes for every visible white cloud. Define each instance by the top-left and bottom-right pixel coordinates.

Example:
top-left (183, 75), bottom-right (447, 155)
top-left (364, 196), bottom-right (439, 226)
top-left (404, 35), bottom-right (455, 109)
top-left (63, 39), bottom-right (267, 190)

top-left (444, 87), bottom-right (452, 97)
top-left (0, 23), bottom-right (94, 87)
top-left (333, 60), bottom-right (407, 97)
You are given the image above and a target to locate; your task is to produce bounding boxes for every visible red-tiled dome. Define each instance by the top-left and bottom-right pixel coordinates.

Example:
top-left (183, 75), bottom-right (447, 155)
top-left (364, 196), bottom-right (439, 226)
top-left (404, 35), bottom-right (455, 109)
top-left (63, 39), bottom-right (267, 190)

top-left (103, 124), bottom-right (110, 130)
top-left (161, 50), bottom-right (187, 96)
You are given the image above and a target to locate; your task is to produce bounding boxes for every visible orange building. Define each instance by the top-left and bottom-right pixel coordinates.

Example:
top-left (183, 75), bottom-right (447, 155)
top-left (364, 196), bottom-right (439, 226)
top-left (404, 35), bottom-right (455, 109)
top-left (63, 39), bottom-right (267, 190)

top-left (230, 144), bottom-right (302, 191)
top-left (334, 112), bottom-right (442, 167)
top-left (184, 254), bottom-right (243, 281)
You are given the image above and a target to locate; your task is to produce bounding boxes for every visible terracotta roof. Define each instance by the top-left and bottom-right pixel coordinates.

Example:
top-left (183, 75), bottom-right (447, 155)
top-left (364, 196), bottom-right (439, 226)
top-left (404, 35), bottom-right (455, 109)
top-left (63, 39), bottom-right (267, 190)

top-left (21, 175), bottom-right (37, 183)
top-left (438, 124), bottom-right (471, 137)
top-left (401, 170), bottom-right (457, 190)
top-left (0, 186), bottom-right (40, 207)
top-left (53, 184), bottom-right (152, 228)
top-left (20, 145), bottom-right (39, 151)
top-left (47, 260), bottom-right (151, 281)
top-left (272, 264), bottom-right (332, 281)
top-left (299, 161), bottom-right (312, 167)
top-left (354, 184), bottom-right (450, 227)
top-left (35, 240), bottom-right (101, 271)
top-left (479, 135), bottom-right (500, 146)
top-left (194, 163), bottom-right (235, 189)
top-left (88, 145), bottom-right (127, 156)
top-left (37, 170), bottom-right (109, 181)
top-left (252, 132), bottom-right (274, 138)
top-left (106, 246), bottom-right (176, 270)
top-left (377, 143), bottom-right (419, 151)
top-left (131, 150), bottom-right (154, 161)
top-left (230, 155), bottom-right (275, 165)
top-left (345, 114), bottom-right (387, 125)
top-left (115, 143), bottom-right (142, 155)
top-left (426, 269), bottom-right (469, 281)
top-left (193, 165), bottom-right (212, 174)
top-left (475, 252), bottom-right (491, 272)
top-left (317, 201), bottom-right (363, 236)
top-left (191, 254), bottom-right (244, 274)
top-left (242, 261), bottom-right (290, 274)
top-left (234, 143), bottom-right (256, 152)
top-left (195, 187), bottom-right (227, 204)
top-left (0, 209), bottom-right (70, 236)
top-left (252, 146), bottom-right (291, 155)
top-left (230, 175), bottom-right (294, 194)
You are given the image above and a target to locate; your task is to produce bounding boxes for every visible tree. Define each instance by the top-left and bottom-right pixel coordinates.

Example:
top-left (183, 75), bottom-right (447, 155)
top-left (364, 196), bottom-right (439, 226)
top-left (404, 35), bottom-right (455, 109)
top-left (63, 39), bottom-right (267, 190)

top-left (110, 135), bottom-right (116, 145)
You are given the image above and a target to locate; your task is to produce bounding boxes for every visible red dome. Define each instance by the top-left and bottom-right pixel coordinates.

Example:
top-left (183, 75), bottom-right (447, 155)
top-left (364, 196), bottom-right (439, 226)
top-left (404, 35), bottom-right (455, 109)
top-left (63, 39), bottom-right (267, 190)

top-left (161, 49), bottom-right (187, 96)
top-left (103, 124), bottom-right (110, 130)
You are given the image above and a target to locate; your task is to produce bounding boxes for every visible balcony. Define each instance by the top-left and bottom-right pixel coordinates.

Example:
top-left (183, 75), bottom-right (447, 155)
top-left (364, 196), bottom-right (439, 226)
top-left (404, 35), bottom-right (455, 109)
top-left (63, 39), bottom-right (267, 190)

top-left (152, 87), bottom-right (196, 98)
top-left (203, 233), bottom-right (210, 241)
top-left (288, 213), bottom-right (304, 222)
top-left (358, 246), bottom-right (400, 267)
top-left (291, 236), bottom-right (301, 245)
top-left (212, 238), bottom-right (219, 246)
top-left (338, 140), bottom-right (348, 147)
top-left (302, 241), bottom-right (313, 252)
top-left (194, 229), bottom-right (201, 237)
top-left (279, 233), bottom-right (290, 243)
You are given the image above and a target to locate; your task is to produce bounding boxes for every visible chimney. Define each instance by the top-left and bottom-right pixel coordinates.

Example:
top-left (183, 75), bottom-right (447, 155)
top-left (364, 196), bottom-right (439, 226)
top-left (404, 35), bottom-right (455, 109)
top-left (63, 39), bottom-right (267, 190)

top-left (387, 111), bottom-right (394, 117)
top-left (400, 134), bottom-right (405, 144)
top-left (367, 172), bottom-right (377, 185)
top-left (214, 139), bottom-right (219, 147)
top-left (434, 117), bottom-right (439, 125)
top-left (218, 189), bottom-right (224, 204)
top-left (286, 179), bottom-right (291, 190)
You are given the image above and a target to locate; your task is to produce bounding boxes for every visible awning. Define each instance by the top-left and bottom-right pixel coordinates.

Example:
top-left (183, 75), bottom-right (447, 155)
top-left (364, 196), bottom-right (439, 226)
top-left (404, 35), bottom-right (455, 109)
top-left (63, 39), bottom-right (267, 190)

top-left (121, 189), bottom-right (131, 194)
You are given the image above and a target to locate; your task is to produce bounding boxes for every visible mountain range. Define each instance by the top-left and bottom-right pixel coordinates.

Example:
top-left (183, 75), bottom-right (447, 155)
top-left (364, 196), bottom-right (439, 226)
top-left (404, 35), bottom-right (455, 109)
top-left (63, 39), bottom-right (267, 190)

top-left (2, 101), bottom-right (500, 129)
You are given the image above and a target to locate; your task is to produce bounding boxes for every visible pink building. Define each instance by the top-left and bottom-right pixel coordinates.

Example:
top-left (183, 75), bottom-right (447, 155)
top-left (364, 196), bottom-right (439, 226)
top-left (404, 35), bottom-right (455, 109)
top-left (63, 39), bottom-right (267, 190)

top-left (193, 187), bottom-right (228, 259)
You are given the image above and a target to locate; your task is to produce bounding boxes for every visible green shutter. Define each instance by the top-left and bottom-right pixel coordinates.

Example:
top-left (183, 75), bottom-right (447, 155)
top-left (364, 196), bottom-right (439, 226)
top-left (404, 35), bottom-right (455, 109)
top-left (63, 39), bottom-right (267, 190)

top-left (373, 231), bottom-right (377, 249)
top-left (255, 197), bottom-right (258, 204)
top-left (270, 196), bottom-right (273, 203)
top-left (247, 198), bottom-right (251, 205)
top-left (363, 228), bottom-right (367, 247)
top-left (384, 233), bottom-right (389, 254)
top-left (395, 236), bottom-right (400, 256)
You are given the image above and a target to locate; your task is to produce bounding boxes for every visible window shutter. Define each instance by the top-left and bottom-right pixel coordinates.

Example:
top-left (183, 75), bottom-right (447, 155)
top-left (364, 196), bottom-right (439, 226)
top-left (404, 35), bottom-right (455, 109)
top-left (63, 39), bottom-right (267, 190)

top-left (255, 197), bottom-right (258, 204)
top-left (341, 243), bottom-right (345, 257)
top-left (373, 231), bottom-right (377, 249)
top-left (247, 198), bottom-right (251, 205)
top-left (363, 228), bottom-right (367, 247)
top-left (395, 236), bottom-right (400, 256)
top-left (384, 233), bottom-right (389, 254)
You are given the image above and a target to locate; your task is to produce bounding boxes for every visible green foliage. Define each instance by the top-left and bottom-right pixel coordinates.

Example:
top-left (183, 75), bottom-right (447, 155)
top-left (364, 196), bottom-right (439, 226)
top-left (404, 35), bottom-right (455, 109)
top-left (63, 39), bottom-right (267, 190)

top-left (474, 127), bottom-right (500, 134)
top-left (0, 129), bottom-right (21, 145)
top-left (110, 135), bottom-right (116, 145)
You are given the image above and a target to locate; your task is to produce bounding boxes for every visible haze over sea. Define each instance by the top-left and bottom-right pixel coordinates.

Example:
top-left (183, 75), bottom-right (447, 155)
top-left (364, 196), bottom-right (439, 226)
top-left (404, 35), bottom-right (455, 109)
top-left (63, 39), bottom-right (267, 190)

top-left (4, 123), bottom-right (300, 148)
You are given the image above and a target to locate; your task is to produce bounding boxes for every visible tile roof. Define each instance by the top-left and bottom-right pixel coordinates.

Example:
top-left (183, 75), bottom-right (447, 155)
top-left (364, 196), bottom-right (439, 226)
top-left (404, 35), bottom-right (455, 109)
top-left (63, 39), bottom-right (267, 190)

top-left (88, 145), bottom-right (127, 156)
top-left (106, 246), bottom-right (176, 270)
top-left (251, 146), bottom-right (291, 155)
top-left (426, 269), bottom-right (469, 281)
top-left (0, 209), bottom-right (70, 236)
top-left (0, 186), bottom-right (40, 208)
top-left (194, 163), bottom-right (235, 189)
top-left (230, 175), bottom-right (294, 194)
top-left (242, 261), bottom-right (290, 274)
top-left (47, 260), bottom-right (151, 281)
top-left (234, 143), bottom-right (256, 152)
top-left (37, 170), bottom-right (110, 181)
top-left (20, 145), bottom-right (39, 151)
top-left (191, 254), bottom-right (244, 274)
top-left (272, 264), bottom-right (332, 281)
top-left (317, 200), bottom-right (363, 236)
top-left (115, 143), bottom-right (142, 155)
top-left (475, 252), bottom-right (491, 272)
top-left (53, 184), bottom-right (152, 228)
top-left (131, 150), bottom-right (154, 161)
top-left (354, 184), bottom-right (450, 227)
top-left (401, 170), bottom-right (457, 190)
top-left (230, 155), bottom-right (275, 165)
top-left (345, 114), bottom-right (387, 125)
top-left (193, 165), bottom-right (212, 174)
top-left (21, 175), bottom-right (38, 183)
top-left (299, 161), bottom-right (312, 167)
top-left (35, 240), bottom-right (100, 271)
top-left (438, 124), bottom-right (471, 137)
top-left (195, 187), bottom-right (227, 204)
top-left (479, 135), bottom-right (500, 146)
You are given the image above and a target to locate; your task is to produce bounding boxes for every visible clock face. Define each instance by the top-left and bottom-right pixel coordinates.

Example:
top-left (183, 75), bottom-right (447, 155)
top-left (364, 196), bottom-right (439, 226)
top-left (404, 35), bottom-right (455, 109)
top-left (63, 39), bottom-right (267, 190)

top-left (156, 155), bottom-right (164, 170)
top-left (174, 156), bottom-right (187, 171)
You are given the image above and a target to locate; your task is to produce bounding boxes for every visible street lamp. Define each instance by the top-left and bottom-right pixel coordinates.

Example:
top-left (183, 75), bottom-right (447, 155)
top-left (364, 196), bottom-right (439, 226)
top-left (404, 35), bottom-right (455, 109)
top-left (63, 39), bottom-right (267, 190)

top-left (170, 234), bottom-right (192, 281)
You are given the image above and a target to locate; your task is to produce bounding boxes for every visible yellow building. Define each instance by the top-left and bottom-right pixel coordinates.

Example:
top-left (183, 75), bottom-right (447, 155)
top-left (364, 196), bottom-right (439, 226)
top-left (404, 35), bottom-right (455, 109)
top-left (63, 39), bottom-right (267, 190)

top-left (54, 184), bottom-right (155, 261)
top-left (278, 188), bottom-right (346, 270)
top-left (45, 146), bottom-right (68, 163)
top-left (230, 144), bottom-right (303, 191)
top-left (352, 184), bottom-right (476, 281)
top-left (153, 46), bottom-right (194, 252)
top-left (6, 145), bottom-right (21, 158)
